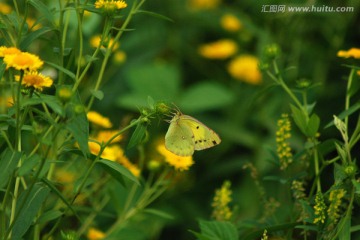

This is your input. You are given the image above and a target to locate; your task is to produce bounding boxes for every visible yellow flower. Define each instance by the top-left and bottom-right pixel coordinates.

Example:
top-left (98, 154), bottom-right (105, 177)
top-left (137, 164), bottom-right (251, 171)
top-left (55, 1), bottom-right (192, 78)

top-left (337, 48), bottom-right (360, 59)
top-left (227, 55), bottom-right (262, 84)
top-left (327, 189), bottom-right (346, 229)
top-left (26, 17), bottom-right (42, 31)
top-left (220, 14), bottom-right (242, 32)
top-left (15, 71), bottom-right (53, 91)
top-left (94, 0), bottom-right (127, 11)
top-left (188, 0), bottom-right (221, 10)
top-left (0, 46), bottom-right (21, 57)
top-left (87, 111), bottom-right (113, 128)
top-left (0, 2), bottom-right (12, 14)
top-left (198, 39), bottom-right (237, 59)
top-left (94, 130), bottom-right (123, 144)
top-left (87, 227), bottom-right (106, 240)
top-left (276, 114), bottom-right (293, 170)
top-left (313, 192), bottom-right (326, 224)
top-left (157, 143), bottom-right (194, 171)
top-left (4, 52), bottom-right (44, 71)
top-left (90, 35), bottom-right (120, 51)
top-left (211, 181), bottom-right (233, 221)
top-left (113, 50), bottom-right (126, 64)
top-left (357, 70), bottom-right (360, 76)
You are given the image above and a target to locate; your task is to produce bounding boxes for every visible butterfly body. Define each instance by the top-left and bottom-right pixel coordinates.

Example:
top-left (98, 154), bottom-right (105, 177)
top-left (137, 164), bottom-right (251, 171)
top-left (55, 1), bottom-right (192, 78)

top-left (165, 112), bottom-right (221, 156)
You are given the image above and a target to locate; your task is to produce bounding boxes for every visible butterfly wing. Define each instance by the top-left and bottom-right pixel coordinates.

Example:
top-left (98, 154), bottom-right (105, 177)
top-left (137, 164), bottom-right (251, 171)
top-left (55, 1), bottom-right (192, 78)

top-left (180, 115), bottom-right (221, 151)
top-left (165, 115), bottom-right (195, 156)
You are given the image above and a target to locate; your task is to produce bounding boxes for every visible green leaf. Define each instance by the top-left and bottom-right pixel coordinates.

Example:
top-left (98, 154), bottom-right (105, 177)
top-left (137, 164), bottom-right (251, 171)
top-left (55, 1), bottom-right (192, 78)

top-left (45, 61), bottom-right (76, 80)
top-left (352, 180), bottom-right (360, 194)
top-left (90, 90), bottom-right (104, 100)
top-left (136, 10), bottom-right (174, 22)
top-left (12, 183), bottom-right (50, 240)
top-left (20, 27), bottom-right (54, 49)
top-left (143, 208), bottom-right (174, 219)
top-left (334, 163), bottom-right (347, 185)
top-left (66, 111), bottom-right (90, 156)
top-left (97, 159), bottom-right (140, 186)
top-left (18, 154), bottom-right (41, 176)
top-left (28, 0), bottom-right (55, 26)
top-left (41, 178), bottom-right (81, 220)
top-left (193, 220), bottom-right (239, 240)
top-left (0, 149), bottom-right (22, 188)
top-left (339, 215), bottom-right (351, 240)
top-left (127, 122), bottom-right (147, 149)
top-left (36, 210), bottom-right (63, 225)
top-left (306, 113), bottom-right (320, 137)
top-left (325, 102), bottom-right (360, 128)
top-left (290, 104), bottom-right (307, 135)
top-left (180, 82), bottom-right (234, 113)
top-left (21, 94), bottom-right (64, 117)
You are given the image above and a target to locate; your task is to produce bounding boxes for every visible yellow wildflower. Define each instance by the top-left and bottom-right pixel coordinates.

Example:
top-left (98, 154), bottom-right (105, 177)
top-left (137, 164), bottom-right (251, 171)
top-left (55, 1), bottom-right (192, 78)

top-left (220, 14), bottom-right (242, 32)
top-left (111, 145), bottom-right (141, 177)
top-left (94, 130), bottom-right (123, 144)
top-left (227, 55), bottom-right (262, 84)
top-left (4, 52), bottom-right (44, 71)
top-left (198, 39), bottom-right (237, 59)
top-left (26, 17), bottom-right (42, 31)
top-left (113, 50), bottom-right (126, 64)
top-left (87, 227), bottom-right (106, 240)
top-left (0, 46), bottom-right (21, 57)
top-left (276, 114), bottom-right (293, 170)
top-left (211, 181), bottom-right (232, 221)
top-left (313, 192), bottom-right (326, 224)
top-left (327, 189), bottom-right (346, 229)
top-left (0, 2), bottom-right (12, 14)
top-left (157, 143), bottom-right (194, 171)
top-left (90, 35), bottom-right (120, 51)
top-left (291, 180), bottom-right (306, 200)
top-left (15, 71), bottom-right (53, 91)
top-left (337, 48), bottom-right (360, 59)
top-left (87, 111), bottom-right (113, 128)
top-left (94, 0), bottom-right (127, 11)
top-left (357, 70), bottom-right (360, 76)
top-left (188, 0), bottom-right (220, 10)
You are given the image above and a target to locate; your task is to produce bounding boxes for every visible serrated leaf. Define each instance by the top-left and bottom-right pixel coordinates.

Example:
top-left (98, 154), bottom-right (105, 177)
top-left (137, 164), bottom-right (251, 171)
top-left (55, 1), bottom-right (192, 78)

top-left (0, 149), bottom-right (22, 188)
top-left (12, 183), bottom-right (50, 240)
top-left (127, 122), bottom-right (147, 149)
top-left (334, 163), bottom-right (347, 185)
top-left (196, 220), bottom-right (238, 240)
top-left (97, 159), bottom-right (140, 186)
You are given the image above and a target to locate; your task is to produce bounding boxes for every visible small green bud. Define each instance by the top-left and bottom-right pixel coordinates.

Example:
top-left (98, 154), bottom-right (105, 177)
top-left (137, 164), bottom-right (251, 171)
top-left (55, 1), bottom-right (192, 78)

top-left (147, 159), bottom-right (162, 171)
top-left (155, 102), bottom-right (171, 115)
top-left (264, 43), bottom-right (280, 59)
top-left (74, 104), bottom-right (85, 114)
top-left (57, 86), bottom-right (72, 103)
top-left (345, 164), bottom-right (357, 177)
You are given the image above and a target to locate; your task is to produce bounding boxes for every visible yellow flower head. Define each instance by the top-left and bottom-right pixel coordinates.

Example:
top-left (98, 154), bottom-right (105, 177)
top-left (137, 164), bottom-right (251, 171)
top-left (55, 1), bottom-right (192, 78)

top-left (87, 111), bottom-right (113, 128)
top-left (188, 0), bottom-right (221, 10)
top-left (113, 50), bottom-right (126, 64)
top-left (313, 192), bottom-right (326, 224)
top-left (94, 130), bottom-right (123, 144)
top-left (0, 2), bottom-right (12, 14)
top-left (198, 39), bottom-right (238, 59)
top-left (337, 48), bottom-right (360, 59)
top-left (26, 17), bottom-right (42, 31)
top-left (90, 35), bottom-right (120, 51)
top-left (327, 189), bottom-right (346, 227)
top-left (87, 227), bottom-right (106, 240)
top-left (15, 71), bottom-right (53, 91)
top-left (94, 0), bottom-right (127, 11)
top-left (227, 54), bottom-right (262, 84)
top-left (276, 114), bottom-right (293, 170)
top-left (157, 143), bottom-right (194, 171)
top-left (4, 52), bottom-right (44, 71)
top-left (0, 46), bottom-right (21, 57)
top-left (220, 14), bottom-right (242, 32)
top-left (211, 181), bottom-right (233, 221)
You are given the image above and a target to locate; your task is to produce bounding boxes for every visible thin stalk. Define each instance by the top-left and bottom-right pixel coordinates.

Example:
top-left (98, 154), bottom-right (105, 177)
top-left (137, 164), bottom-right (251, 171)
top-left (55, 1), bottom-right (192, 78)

top-left (344, 69), bottom-right (355, 127)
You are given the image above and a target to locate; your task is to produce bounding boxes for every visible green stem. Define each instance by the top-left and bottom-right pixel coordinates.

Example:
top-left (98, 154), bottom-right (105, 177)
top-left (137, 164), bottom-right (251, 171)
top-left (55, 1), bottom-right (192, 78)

top-left (344, 69), bottom-right (355, 127)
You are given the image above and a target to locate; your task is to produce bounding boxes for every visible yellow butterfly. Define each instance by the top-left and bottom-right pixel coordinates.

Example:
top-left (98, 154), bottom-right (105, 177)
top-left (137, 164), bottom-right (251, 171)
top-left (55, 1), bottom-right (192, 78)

top-left (165, 111), bottom-right (221, 156)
